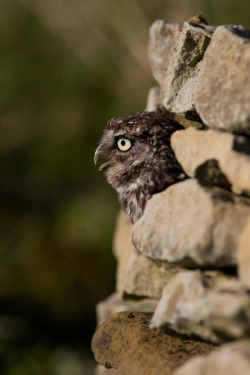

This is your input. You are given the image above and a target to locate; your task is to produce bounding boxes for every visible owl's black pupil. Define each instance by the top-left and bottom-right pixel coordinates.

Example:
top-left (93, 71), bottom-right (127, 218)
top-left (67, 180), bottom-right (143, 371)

top-left (121, 140), bottom-right (126, 146)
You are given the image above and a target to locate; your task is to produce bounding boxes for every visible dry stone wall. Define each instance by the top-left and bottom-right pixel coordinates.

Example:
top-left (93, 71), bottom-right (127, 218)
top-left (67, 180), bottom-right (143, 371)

top-left (92, 14), bottom-right (250, 375)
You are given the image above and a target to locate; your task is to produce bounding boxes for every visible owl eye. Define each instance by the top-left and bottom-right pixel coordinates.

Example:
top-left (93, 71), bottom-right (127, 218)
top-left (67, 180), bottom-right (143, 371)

top-left (117, 137), bottom-right (132, 151)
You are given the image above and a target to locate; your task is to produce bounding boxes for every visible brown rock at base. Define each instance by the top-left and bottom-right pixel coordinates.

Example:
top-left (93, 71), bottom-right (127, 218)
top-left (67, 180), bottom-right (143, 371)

top-left (91, 312), bottom-right (215, 375)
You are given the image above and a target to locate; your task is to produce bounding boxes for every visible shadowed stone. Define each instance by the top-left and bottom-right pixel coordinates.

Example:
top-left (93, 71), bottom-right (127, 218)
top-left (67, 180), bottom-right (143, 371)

top-left (171, 127), bottom-right (250, 195)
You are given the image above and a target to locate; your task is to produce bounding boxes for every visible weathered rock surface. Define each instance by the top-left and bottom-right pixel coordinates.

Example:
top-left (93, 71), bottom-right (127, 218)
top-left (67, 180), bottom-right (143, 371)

top-left (96, 293), bottom-right (158, 325)
top-left (195, 26), bottom-right (250, 133)
top-left (171, 127), bottom-right (250, 194)
top-left (123, 247), bottom-right (179, 298)
top-left (148, 20), bottom-right (181, 86)
top-left (92, 312), bottom-right (214, 375)
top-left (238, 218), bottom-right (250, 290)
top-left (151, 270), bottom-right (250, 344)
top-left (114, 211), bottom-right (179, 298)
top-left (132, 179), bottom-right (250, 267)
top-left (161, 22), bottom-right (214, 119)
top-left (174, 340), bottom-right (250, 375)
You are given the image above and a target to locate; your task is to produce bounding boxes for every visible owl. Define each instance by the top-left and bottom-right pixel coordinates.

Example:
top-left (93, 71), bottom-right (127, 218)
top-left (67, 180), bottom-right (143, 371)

top-left (94, 111), bottom-right (186, 224)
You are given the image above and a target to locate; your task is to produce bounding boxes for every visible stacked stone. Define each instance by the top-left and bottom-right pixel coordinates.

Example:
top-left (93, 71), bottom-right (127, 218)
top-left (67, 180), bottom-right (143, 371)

top-left (92, 15), bottom-right (250, 375)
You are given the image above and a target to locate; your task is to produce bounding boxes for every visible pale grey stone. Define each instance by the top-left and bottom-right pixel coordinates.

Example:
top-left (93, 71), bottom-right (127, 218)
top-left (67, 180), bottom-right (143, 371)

top-left (132, 179), bottom-right (250, 267)
top-left (161, 22), bottom-right (214, 119)
top-left (148, 20), bottom-right (181, 85)
top-left (151, 270), bottom-right (250, 344)
top-left (113, 211), bottom-right (179, 298)
top-left (171, 127), bottom-right (250, 195)
top-left (195, 26), bottom-right (250, 133)
top-left (96, 293), bottom-right (158, 325)
top-left (145, 86), bottom-right (161, 111)
top-left (174, 340), bottom-right (250, 375)
top-left (123, 247), bottom-right (179, 299)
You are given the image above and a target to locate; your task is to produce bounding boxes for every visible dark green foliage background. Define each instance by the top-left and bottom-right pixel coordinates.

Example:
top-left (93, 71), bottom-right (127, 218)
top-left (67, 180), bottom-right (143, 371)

top-left (0, 0), bottom-right (249, 373)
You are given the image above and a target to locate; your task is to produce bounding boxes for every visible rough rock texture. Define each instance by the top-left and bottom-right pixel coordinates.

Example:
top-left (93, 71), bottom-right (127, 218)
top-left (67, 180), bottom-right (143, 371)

top-left (174, 340), bottom-right (250, 375)
top-left (151, 270), bottom-right (250, 344)
top-left (114, 211), bottom-right (179, 298)
top-left (171, 127), bottom-right (250, 194)
top-left (132, 179), bottom-right (250, 267)
top-left (238, 218), bottom-right (250, 289)
top-left (96, 293), bottom-right (158, 325)
top-left (148, 20), bottom-right (181, 85)
top-left (195, 26), bottom-right (250, 133)
top-left (161, 22), bottom-right (214, 119)
top-left (92, 312), bottom-right (214, 375)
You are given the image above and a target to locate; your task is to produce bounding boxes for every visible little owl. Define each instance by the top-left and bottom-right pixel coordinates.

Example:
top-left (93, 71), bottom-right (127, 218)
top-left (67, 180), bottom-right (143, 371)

top-left (94, 111), bottom-right (186, 224)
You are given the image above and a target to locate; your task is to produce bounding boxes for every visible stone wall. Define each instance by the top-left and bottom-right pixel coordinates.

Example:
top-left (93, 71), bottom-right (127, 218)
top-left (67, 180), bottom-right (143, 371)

top-left (92, 15), bottom-right (250, 375)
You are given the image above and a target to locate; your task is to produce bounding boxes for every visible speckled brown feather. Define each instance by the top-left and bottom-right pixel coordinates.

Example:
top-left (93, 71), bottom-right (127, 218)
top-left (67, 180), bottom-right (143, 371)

top-left (95, 111), bottom-right (187, 223)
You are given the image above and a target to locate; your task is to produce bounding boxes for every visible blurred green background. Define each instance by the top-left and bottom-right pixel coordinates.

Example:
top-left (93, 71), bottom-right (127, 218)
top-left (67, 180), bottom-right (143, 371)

top-left (0, 0), bottom-right (249, 374)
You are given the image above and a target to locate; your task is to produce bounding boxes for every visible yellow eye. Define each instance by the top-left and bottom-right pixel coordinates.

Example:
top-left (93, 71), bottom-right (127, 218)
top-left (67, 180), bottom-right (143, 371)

top-left (117, 137), bottom-right (132, 151)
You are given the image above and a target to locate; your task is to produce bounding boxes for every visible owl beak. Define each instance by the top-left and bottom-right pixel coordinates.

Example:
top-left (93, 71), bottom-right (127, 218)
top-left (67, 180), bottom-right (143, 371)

top-left (94, 148), bottom-right (101, 165)
top-left (94, 146), bottom-right (113, 172)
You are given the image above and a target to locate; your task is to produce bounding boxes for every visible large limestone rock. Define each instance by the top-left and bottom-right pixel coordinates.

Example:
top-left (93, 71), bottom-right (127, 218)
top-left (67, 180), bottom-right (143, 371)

top-left (132, 179), bottom-right (250, 267)
top-left (151, 270), bottom-right (250, 344)
top-left (161, 22), bottom-right (214, 119)
top-left (171, 127), bottom-right (250, 194)
top-left (114, 211), bottom-right (179, 298)
top-left (174, 340), bottom-right (250, 375)
top-left (96, 293), bottom-right (158, 325)
top-left (92, 312), bottom-right (214, 375)
top-left (195, 26), bottom-right (250, 133)
top-left (148, 19), bottom-right (215, 120)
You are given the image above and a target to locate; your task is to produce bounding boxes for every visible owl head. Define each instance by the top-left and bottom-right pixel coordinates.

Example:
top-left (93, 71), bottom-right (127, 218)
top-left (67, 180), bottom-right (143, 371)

top-left (94, 111), bottom-right (186, 223)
